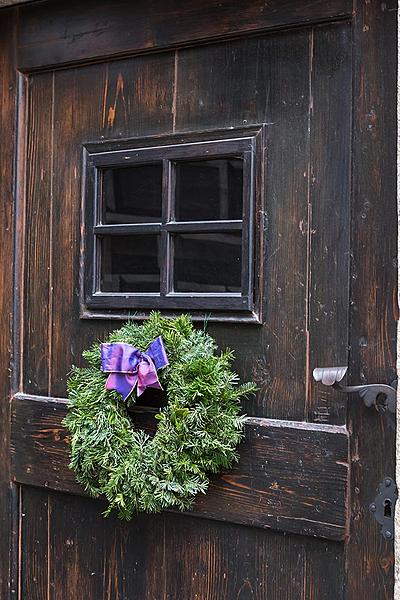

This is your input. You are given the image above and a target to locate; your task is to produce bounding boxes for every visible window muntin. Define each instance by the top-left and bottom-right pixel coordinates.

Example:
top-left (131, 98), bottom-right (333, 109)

top-left (81, 128), bottom-right (263, 319)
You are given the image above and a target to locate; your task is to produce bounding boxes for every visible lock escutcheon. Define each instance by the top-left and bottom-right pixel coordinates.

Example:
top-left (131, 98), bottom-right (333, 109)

top-left (369, 477), bottom-right (398, 540)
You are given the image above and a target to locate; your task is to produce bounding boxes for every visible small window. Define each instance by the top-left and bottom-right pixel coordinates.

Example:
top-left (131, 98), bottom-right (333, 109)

top-left (81, 128), bottom-right (263, 321)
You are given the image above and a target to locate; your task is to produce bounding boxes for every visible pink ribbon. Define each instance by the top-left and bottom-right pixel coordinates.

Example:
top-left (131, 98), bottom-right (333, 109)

top-left (101, 336), bottom-right (169, 400)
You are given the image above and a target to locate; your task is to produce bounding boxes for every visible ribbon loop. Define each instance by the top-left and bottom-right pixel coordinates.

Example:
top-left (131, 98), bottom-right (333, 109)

top-left (101, 336), bottom-right (169, 400)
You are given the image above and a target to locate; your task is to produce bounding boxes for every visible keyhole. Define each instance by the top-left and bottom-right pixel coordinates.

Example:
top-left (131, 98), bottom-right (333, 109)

top-left (384, 499), bottom-right (392, 518)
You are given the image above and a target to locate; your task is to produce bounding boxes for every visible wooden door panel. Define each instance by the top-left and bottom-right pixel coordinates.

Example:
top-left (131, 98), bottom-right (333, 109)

top-left (21, 487), bottom-right (166, 600)
top-left (176, 32), bottom-right (313, 423)
top-left (13, 16), bottom-right (354, 599)
top-left (0, 1), bottom-right (395, 599)
top-left (21, 487), bottom-right (344, 600)
top-left (306, 25), bottom-right (352, 424)
top-left (21, 25), bottom-right (352, 424)
top-left (23, 55), bottom-right (175, 399)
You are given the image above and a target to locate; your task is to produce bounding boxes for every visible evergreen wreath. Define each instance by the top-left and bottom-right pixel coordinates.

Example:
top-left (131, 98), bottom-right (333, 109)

top-left (64, 312), bottom-right (256, 519)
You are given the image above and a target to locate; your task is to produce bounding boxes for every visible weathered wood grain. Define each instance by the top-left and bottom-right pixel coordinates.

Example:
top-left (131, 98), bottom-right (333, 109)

top-left (48, 491), bottom-right (165, 600)
top-left (11, 394), bottom-right (349, 541)
top-left (49, 63), bottom-right (108, 398)
top-left (20, 487), bottom-right (49, 600)
top-left (164, 513), bottom-right (344, 600)
top-left (0, 9), bottom-right (16, 600)
top-left (23, 72), bottom-right (54, 396)
top-left (47, 55), bottom-right (175, 398)
top-left (16, 0), bottom-right (353, 71)
top-left (254, 30), bottom-right (311, 420)
top-left (175, 30), bottom-right (312, 420)
top-left (102, 54), bottom-right (175, 138)
top-left (306, 24), bottom-right (352, 425)
top-left (22, 488), bottom-right (344, 600)
top-left (6, 0), bottom-right (396, 597)
top-left (345, 1), bottom-right (398, 598)
top-left (22, 27), bottom-right (354, 424)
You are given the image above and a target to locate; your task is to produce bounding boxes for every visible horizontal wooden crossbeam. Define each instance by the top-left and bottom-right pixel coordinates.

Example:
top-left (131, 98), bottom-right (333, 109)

top-left (11, 393), bottom-right (349, 541)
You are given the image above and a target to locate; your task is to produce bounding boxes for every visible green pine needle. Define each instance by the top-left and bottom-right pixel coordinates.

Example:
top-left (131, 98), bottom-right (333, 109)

top-left (64, 312), bottom-right (256, 520)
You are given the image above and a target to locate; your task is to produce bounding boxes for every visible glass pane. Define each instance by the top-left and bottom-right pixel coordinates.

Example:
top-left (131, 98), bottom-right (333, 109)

top-left (175, 158), bottom-right (243, 221)
top-left (174, 232), bottom-right (242, 293)
top-left (102, 164), bottom-right (162, 224)
top-left (100, 235), bottom-right (160, 292)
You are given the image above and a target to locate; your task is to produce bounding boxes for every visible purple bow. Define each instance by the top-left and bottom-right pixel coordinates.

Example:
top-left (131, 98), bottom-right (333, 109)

top-left (101, 336), bottom-right (169, 401)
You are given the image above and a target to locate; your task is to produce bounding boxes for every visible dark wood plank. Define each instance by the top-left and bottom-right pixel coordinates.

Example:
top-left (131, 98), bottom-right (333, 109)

top-left (256, 31), bottom-right (312, 421)
top-left (0, 9), bottom-right (17, 600)
top-left (23, 71), bottom-right (54, 396)
top-left (20, 487), bottom-right (49, 600)
top-left (164, 513), bottom-right (344, 600)
top-left (302, 536), bottom-right (344, 600)
top-left (49, 54), bottom-right (175, 398)
top-left (345, 0), bottom-right (397, 598)
top-left (48, 63), bottom-right (109, 397)
top-left (17, 0), bottom-right (353, 71)
top-left (191, 418), bottom-right (349, 541)
top-left (47, 490), bottom-right (165, 600)
top-left (175, 30), bottom-right (313, 421)
top-left (11, 394), bottom-right (349, 541)
top-left (21, 487), bottom-right (345, 600)
top-left (306, 24), bottom-right (352, 425)
top-left (102, 54), bottom-right (175, 138)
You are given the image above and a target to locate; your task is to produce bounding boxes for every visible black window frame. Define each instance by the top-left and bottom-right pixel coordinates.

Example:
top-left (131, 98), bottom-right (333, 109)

top-left (81, 126), bottom-right (264, 322)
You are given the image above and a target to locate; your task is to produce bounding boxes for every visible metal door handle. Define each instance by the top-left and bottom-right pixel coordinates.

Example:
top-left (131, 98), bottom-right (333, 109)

top-left (313, 366), bottom-right (397, 413)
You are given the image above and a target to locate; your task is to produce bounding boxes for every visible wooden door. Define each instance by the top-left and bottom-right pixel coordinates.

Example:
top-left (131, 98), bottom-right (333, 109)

top-left (0, 1), bottom-right (397, 598)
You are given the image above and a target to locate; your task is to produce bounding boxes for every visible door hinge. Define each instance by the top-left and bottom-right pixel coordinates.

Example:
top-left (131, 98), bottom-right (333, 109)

top-left (369, 477), bottom-right (398, 540)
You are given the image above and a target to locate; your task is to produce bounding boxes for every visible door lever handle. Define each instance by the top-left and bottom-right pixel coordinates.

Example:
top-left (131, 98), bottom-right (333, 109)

top-left (313, 366), bottom-right (397, 413)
